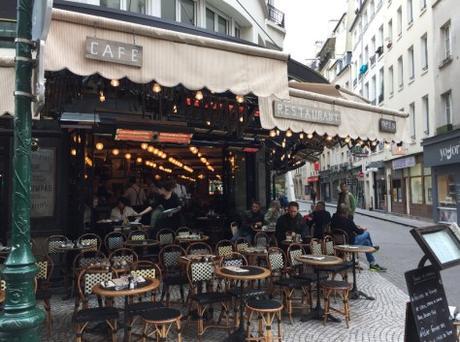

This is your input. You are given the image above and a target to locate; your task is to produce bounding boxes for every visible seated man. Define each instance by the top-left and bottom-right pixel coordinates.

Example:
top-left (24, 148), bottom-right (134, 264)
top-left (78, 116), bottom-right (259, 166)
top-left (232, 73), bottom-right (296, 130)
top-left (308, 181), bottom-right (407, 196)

top-left (331, 205), bottom-right (386, 272)
top-left (308, 201), bottom-right (331, 239)
top-left (232, 200), bottom-right (264, 242)
top-left (110, 197), bottom-right (139, 223)
top-left (275, 201), bottom-right (308, 245)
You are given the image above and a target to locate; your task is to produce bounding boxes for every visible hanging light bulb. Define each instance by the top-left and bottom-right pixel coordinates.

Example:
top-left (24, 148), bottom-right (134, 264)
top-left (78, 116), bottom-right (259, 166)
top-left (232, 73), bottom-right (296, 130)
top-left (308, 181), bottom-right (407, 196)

top-left (99, 91), bottom-right (106, 103)
top-left (236, 95), bottom-right (244, 103)
top-left (152, 83), bottom-right (162, 93)
top-left (326, 135), bottom-right (333, 141)
top-left (206, 121), bottom-right (211, 126)
top-left (384, 142), bottom-right (391, 149)
top-left (287, 153), bottom-right (291, 159)
top-left (173, 105), bottom-right (178, 114)
top-left (239, 116), bottom-right (244, 123)
top-left (110, 79), bottom-right (120, 87)
top-left (307, 133), bottom-right (313, 139)
top-left (125, 153), bottom-right (132, 160)
top-left (276, 129), bottom-right (280, 136)
top-left (147, 146), bottom-right (154, 153)
top-left (112, 148), bottom-right (120, 156)
top-left (372, 140), bottom-right (378, 146)
top-left (195, 90), bottom-right (204, 100)
top-left (299, 132), bottom-right (304, 139)
top-left (286, 129), bottom-right (292, 137)
top-left (269, 130), bottom-right (276, 138)
top-left (281, 155), bottom-right (285, 161)
top-left (136, 157), bottom-right (142, 163)
top-left (281, 140), bottom-right (286, 148)
top-left (70, 148), bottom-right (77, 156)
top-left (95, 142), bottom-right (104, 151)
top-left (140, 143), bottom-right (148, 150)
top-left (344, 136), bottom-right (351, 143)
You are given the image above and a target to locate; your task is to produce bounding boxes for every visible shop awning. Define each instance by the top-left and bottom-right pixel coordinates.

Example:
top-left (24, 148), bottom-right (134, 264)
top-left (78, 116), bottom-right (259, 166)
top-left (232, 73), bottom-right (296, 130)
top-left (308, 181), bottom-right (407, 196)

top-left (44, 9), bottom-right (290, 99)
top-left (258, 81), bottom-right (410, 143)
top-left (0, 57), bottom-right (15, 117)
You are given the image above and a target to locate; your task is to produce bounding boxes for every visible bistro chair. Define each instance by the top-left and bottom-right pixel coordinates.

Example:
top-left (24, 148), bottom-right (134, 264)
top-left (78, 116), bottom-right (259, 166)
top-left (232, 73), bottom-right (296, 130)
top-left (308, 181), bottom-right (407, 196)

top-left (176, 226), bottom-right (193, 236)
top-left (186, 242), bottom-right (213, 256)
top-left (186, 258), bottom-right (233, 339)
top-left (158, 244), bottom-right (188, 306)
top-left (35, 255), bottom-right (54, 337)
top-left (254, 232), bottom-right (269, 248)
top-left (286, 243), bottom-right (316, 303)
top-left (267, 247), bottom-right (312, 323)
top-left (77, 233), bottom-right (102, 252)
top-left (310, 238), bottom-right (350, 281)
top-left (46, 235), bottom-right (70, 255)
top-left (104, 231), bottom-right (126, 252)
top-left (141, 307), bottom-right (182, 342)
top-left (156, 229), bottom-right (176, 246)
top-left (321, 280), bottom-right (352, 328)
top-left (108, 248), bottom-right (138, 275)
top-left (331, 229), bottom-right (350, 245)
top-left (215, 239), bottom-right (234, 257)
top-left (234, 237), bottom-right (250, 253)
top-left (73, 265), bottom-right (118, 342)
top-left (245, 297), bottom-right (283, 342)
top-left (128, 230), bottom-right (148, 241)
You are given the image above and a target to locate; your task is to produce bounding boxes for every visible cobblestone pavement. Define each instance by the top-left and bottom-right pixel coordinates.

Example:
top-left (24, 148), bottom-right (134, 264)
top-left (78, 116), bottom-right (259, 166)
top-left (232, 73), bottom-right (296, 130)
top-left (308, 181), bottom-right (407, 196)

top-left (41, 270), bottom-right (408, 341)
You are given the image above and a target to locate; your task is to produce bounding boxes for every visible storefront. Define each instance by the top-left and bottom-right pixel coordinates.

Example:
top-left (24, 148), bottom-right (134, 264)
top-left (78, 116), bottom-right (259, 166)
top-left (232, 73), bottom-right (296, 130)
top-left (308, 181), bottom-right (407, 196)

top-left (423, 129), bottom-right (460, 224)
top-left (366, 161), bottom-right (387, 211)
top-left (387, 154), bottom-right (432, 218)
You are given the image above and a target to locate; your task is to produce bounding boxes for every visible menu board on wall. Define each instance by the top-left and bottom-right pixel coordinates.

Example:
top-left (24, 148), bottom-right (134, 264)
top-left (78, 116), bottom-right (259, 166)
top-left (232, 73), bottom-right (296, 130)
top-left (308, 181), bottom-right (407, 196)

top-left (31, 148), bottom-right (55, 217)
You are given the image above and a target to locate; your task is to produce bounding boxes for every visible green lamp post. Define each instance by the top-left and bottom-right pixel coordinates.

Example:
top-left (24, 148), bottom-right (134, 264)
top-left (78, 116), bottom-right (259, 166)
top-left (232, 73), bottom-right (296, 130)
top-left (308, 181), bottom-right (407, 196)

top-left (0, 0), bottom-right (45, 340)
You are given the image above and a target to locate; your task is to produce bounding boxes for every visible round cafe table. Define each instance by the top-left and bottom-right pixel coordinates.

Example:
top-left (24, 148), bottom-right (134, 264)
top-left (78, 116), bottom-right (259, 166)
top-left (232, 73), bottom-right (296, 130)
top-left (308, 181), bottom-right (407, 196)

top-left (215, 265), bottom-right (271, 341)
top-left (175, 235), bottom-right (209, 244)
top-left (334, 244), bottom-right (376, 300)
top-left (124, 239), bottom-right (159, 248)
top-left (93, 278), bottom-right (160, 342)
top-left (295, 254), bottom-right (343, 322)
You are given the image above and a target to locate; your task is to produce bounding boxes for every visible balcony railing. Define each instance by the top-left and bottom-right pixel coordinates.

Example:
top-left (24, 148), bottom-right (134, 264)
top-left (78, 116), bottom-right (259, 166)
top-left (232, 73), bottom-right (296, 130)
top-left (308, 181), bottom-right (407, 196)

top-left (267, 4), bottom-right (285, 28)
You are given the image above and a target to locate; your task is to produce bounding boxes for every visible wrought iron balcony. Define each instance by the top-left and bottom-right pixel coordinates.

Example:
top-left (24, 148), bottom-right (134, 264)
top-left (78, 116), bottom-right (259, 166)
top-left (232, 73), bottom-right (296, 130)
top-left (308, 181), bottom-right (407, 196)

top-left (267, 3), bottom-right (285, 28)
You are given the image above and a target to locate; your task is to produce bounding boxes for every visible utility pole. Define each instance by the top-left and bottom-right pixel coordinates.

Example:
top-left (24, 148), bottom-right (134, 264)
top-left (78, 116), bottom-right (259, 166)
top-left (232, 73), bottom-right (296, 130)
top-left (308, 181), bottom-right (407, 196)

top-left (0, 0), bottom-right (45, 339)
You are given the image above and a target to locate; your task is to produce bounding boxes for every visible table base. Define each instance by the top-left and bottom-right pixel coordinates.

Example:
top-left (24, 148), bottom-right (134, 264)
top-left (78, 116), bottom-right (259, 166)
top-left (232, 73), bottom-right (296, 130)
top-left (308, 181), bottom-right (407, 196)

top-left (350, 289), bottom-right (375, 301)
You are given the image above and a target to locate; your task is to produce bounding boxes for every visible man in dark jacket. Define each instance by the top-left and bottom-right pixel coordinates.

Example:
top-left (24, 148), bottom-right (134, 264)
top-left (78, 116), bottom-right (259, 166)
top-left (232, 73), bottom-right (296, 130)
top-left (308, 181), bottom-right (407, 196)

top-left (232, 200), bottom-right (264, 242)
top-left (331, 205), bottom-right (386, 272)
top-left (275, 201), bottom-right (308, 245)
top-left (309, 201), bottom-right (331, 238)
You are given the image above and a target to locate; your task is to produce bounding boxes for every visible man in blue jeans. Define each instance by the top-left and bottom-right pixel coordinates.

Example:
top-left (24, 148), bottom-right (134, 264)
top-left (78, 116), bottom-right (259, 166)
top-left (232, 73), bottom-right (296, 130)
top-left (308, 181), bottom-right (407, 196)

top-left (331, 205), bottom-right (386, 272)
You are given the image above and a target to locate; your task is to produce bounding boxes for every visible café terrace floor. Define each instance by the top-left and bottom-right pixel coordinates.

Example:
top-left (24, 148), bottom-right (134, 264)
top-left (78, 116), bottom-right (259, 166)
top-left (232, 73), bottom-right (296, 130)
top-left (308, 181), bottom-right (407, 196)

top-left (43, 269), bottom-right (408, 342)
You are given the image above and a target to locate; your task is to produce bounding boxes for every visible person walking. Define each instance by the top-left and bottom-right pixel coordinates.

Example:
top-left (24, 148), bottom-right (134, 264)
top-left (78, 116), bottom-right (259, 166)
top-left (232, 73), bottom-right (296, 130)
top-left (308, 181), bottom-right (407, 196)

top-left (310, 187), bottom-right (317, 205)
top-left (336, 182), bottom-right (356, 220)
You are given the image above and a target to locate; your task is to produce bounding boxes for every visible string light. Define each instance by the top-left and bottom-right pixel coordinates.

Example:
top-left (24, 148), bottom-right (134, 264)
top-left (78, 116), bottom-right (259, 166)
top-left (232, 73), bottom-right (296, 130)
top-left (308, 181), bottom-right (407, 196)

top-left (70, 148), bottom-right (77, 156)
top-left (281, 140), bottom-right (286, 148)
top-left (152, 83), bottom-right (162, 93)
top-left (299, 132), bottom-right (304, 139)
top-left (195, 90), bottom-right (204, 100)
top-left (207, 165), bottom-right (215, 172)
top-left (239, 116), bottom-right (244, 123)
top-left (198, 174), bottom-right (205, 180)
top-left (269, 130), bottom-right (276, 138)
top-left (372, 140), bottom-right (378, 146)
top-left (110, 79), bottom-right (119, 87)
top-left (147, 145), bottom-right (154, 153)
top-left (307, 133), bottom-right (313, 139)
top-left (136, 157), bottom-right (142, 163)
top-left (344, 136), bottom-right (351, 143)
top-left (206, 121), bottom-right (211, 126)
top-left (125, 153), bottom-right (131, 160)
top-left (112, 148), bottom-right (120, 156)
top-left (276, 129), bottom-right (280, 136)
top-left (326, 135), bottom-right (333, 141)
top-left (141, 143), bottom-right (148, 150)
top-left (99, 91), bottom-right (106, 103)
top-left (286, 129), bottom-right (292, 137)
top-left (95, 142), bottom-right (104, 151)
top-left (85, 156), bottom-right (93, 167)
top-left (189, 146), bottom-right (198, 154)
top-left (236, 95), bottom-right (245, 103)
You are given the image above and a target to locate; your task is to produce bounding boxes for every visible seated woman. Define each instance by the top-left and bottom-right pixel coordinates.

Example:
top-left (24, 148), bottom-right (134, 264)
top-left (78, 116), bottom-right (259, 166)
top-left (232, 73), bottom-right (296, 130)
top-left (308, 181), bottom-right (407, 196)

top-left (110, 197), bottom-right (139, 223)
top-left (264, 200), bottom-right (283, 228)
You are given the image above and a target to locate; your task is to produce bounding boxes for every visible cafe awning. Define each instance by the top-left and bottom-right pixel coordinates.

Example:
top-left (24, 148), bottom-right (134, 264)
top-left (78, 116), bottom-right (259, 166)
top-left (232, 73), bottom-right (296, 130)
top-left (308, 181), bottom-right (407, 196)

top-left (0, 57), bottom-right (15, 117)
top-left (259, 81), bottom-right (410, 143)
top-left (44, 9), bottom-right (290, 99)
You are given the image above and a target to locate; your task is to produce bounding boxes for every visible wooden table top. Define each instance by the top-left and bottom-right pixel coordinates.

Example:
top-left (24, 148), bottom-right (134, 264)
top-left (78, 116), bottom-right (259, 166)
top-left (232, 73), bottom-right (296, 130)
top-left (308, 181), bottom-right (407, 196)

top-left (334, 244), bottom-right (376, 254)
top-left (215, 265), bottom-right (271, 281)
top-left (295, 254), bottom-right (343, 266)
top-left (124, 239), bottom-right (159, 247)
top-left (0, 290), bottom-right (4, 303)
top-left (92, 278), bottom-right (160, 298)
top-left (55, 245), bottom-right (94, 252)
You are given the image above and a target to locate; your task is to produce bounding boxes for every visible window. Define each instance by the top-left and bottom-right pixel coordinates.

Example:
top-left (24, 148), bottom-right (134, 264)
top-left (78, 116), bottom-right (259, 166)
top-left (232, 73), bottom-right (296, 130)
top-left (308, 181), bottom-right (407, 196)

top-left (388, 19), bottom-right (393, 44)
top-left (441, 21), bottom-right (452, 60)
top-left (379, 67), bottom-right (384, 103)
top-left (180, 0), bottom-right (195, 25)
top-left (234, 25), bottom-right (241, 38)
top-left (424, 168), bottom-right (432, 205)
top-left (422, 95), bottom-right (429, 135)
top-left (410, 164), bottom-right (423, 204)
top-left (398, 56), bottom-right (404, 88)
top-left (161, 0), bottom-right (176, 21)
top-left (409, 102), bottom-right (416, 139)
top-left (370, 0), bottom-right (375, 16)
top-left (408, 46), bottom-right (415, 80)
top-left (364, 82), bottom-right (370, 99)
top-left (437, 174), bottom-right (457, 223)
top-left (420, 0), bottom-right (426, 11)
top-left (378, 25), bottom-right (384, 49)
top-left (442, 90), bottom-right (452, 125)
top-left (206, 8), bottom-right (229, 34)
top-left (364, 46), bottom-right (369, 65)
top-left (397, 6), bottom-right (402, 37)
top-left (388, 65), bottom-right (394, 95)
top-left (407, 0), bottom-right (413, 25)
top-left (371, 75), bottom-right (376, 103)
top-left (127, 0), bottom-right (146, 14)
top-left (421, 33), bottom-right (428, 70)
top-left (371, 36), bottom-right (376, 61)
top-left (392, 170), bottom-right (403, 203)
top-left (101, 0), bottom-right (121, 9)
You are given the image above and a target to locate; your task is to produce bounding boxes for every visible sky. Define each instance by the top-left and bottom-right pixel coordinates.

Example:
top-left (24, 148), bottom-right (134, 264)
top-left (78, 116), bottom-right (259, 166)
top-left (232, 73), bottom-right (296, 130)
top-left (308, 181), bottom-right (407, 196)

top-left (277, 0), bottom-right (347, 64)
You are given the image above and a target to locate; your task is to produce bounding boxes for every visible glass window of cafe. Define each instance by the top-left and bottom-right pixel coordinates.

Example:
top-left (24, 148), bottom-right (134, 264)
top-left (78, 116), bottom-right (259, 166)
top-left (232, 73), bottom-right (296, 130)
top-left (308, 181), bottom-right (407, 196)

top-left (409, 163), bottom-right (432, 205)
top-left (392, 170), bottom-right (403, 202)
top-left (437, 174), bottom-right (458, 223)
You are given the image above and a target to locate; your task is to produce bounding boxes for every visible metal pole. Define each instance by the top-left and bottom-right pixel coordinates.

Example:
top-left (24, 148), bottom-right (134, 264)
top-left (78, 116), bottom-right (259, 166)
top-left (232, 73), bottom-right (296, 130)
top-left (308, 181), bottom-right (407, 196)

top-left (0, 0), bottom-right (45, 339)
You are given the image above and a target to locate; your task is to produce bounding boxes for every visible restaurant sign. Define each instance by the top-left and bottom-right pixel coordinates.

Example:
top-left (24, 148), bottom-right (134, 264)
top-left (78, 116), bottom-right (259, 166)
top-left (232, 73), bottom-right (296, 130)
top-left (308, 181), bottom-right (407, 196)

top-left (424, 137), bottom-right (460, 167)
top-left (392, 156), bottom-right (416, 170)
top-left (273, 100), bottom-right (341, 126)
top-left (379, 118), bottom-right (397, 133)
top-left (85, 37), bottom-right (143, 68)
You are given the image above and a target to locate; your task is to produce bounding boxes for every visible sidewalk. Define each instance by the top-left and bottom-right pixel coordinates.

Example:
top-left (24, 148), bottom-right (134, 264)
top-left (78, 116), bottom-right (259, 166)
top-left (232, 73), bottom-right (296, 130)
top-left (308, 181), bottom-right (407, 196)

top-left (298, 199), bottom-right (432, 228)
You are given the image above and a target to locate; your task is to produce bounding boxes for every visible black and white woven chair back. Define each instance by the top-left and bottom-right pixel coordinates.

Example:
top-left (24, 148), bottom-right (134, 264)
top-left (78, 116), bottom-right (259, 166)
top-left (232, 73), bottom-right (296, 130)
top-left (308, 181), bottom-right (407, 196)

top-left (269, 251), bottom-right (285, 272)
top-left (83, 271), bottom-right (112, 296)
top-left (163, 250), bottom-right (182, 268)
top-left (323, 238), bottom-right (335, 256)
top-left (132, 268), bottom-right (156, 279)
top-left (81, 238), bottom-right (98, 252)
top-left (112, 254), bottom-right (134, 264)
top-left (217, 245), bottom-right (233, 257)
top-left (236, 241), bottom-right (249, 252)
top-left (159, 233), bottom-right (174, 245)
top-left (190, 261), bottom-right (214, 283)
top-left (47, 236), bottom-right (68, 254)
top-left (222, 258), bottom-right (244, 267)
top-left (130, 233), bottom-right (146, 241)
top-left (108, 236), bottom-right (124, 250)
top-left (36, 260), bottom-right (48, 280)
top-left (289, 249), bottom-right (303, 267)
top-left (255, 236), bottom-right (268, 248)
top-left (311, 240), bottom-right (323, 256)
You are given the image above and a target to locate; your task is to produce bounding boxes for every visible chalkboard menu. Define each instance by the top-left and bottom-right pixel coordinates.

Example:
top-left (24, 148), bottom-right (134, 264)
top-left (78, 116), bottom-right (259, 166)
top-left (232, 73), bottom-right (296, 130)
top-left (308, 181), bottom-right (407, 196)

top-left (405, 265), bottom-right (455, 342)
top-left (31, 148), bottom-right (56, 218)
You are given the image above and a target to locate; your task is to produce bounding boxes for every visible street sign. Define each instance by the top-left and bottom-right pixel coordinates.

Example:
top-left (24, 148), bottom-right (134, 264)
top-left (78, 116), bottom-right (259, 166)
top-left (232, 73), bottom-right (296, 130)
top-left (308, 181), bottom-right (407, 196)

top-left (32, 0), bottom-right (53, 42)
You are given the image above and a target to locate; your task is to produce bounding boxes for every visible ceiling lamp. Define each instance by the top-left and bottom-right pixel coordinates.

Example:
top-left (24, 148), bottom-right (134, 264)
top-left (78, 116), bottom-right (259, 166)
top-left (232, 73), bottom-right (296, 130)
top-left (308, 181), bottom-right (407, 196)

top-left (326, 135), bottom-right (333, 141)
top-left (112, 148), bottom-right (120, 156)
top-left (299, 132), bottom-right (304, 139)
top-left (344, 136), bottom-right (351, 143)
top-left (286, 129), bottom-right (292, 137)
top-left (269, 130), bottom-right (276, 138)
top-left (276, 129), bottom-right (280, 136)
top-left (147, 146), bottom-right (154, 153)
top-left (136, 157), bottom-right (142, 163)
top-left (95, 142), bottom-right (104, 151)
top-left (281, 140), bottom-right (286, 148)
top-left (141, 143), bottom-right (148, 150)
top-left (152, 82), bottom-right (162, 93)
top-left (195, 90), bottom-right (204, 100)
top-left (70, 148), bottom-right (77, 156)
top-left (239, 116), bottom-right (244, 123)
top-left (125, 153), bottom-right (132, 160)
top-left (110, 79), bottom-right (120, 87)
top-left (236, 95), bottom-right (244, 103)
top-left (307, 133), bottom-right (313, 139)
top-left (99, 91), bottom-right (106, 103)
top-left (198, 174), bottom-right (205, 180)
top-left (189, 146), bottom-right (198, 154)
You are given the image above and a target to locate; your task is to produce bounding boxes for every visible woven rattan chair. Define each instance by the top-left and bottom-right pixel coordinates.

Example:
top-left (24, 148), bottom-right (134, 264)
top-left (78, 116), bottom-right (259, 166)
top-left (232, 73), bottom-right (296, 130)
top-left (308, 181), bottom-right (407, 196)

top-left (245, 297), bottom-right (283, 342)
top-left (159, 244), bottom-right (188, 306)
top-left (321, 280), bottom-right (352, 328)
top-left (215, 239), bottom-right (234, 257)
top-left (186, 242), bottom-right (213, 256)
top-left (104, 231), bottom-right (126, 252)
top-left (156, 229), bottom-right (176, 247)
top-left (77, 233), bottom-right (102, 252)
top-left (35, 255), bottom-right (54, 337)
top-left (234, 237), bottom-right (251, 253)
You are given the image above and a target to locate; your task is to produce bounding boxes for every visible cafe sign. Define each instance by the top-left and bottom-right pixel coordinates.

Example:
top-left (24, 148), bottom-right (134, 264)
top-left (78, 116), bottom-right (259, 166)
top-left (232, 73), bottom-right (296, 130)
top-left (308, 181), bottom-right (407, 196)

top-left (424, 138), bottom-right (460, 167)
top-left (85, 37), bottom-right (143, 68)
top-left (379, 118), bottom-right (397, 133)
top-left (273, 100), bottom-right (341, 126)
